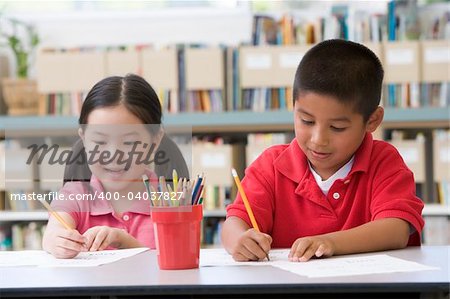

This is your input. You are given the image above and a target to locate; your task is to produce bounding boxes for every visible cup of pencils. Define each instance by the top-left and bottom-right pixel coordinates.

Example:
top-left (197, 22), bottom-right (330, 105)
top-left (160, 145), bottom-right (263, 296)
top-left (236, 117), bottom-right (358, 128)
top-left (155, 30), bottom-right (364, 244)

top-left (144, 170), bottom-right (205, 270)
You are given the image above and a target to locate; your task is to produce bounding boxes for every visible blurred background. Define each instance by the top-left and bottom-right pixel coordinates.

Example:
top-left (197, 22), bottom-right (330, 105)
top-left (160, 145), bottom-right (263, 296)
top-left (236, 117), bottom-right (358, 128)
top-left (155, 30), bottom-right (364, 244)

top-left (0, 0), bottom-right (448, 250)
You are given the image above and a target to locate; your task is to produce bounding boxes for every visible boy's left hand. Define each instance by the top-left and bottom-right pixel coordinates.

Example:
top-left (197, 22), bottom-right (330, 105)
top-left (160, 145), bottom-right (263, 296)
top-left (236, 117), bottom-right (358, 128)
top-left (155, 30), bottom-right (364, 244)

top-left (82, 226), bottom-right (125, 251)
top-left (289, 236), bottom-right (335, 262)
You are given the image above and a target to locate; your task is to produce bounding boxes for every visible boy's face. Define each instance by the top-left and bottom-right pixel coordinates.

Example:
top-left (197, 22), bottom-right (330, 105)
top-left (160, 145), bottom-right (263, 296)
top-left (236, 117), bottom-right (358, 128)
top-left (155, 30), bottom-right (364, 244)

top-left (294, 92), bottom-right (370, 180)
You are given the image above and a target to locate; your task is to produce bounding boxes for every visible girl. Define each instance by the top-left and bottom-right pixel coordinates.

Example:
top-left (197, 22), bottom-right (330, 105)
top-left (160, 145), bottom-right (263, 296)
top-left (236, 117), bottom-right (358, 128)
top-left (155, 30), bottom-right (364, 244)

top-left (43, 74), bottom-right (188, 258)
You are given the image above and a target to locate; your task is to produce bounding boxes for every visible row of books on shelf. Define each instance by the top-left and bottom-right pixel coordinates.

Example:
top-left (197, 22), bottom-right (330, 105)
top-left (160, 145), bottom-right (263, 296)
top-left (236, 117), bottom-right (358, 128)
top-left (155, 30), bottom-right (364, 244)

top-left (32, 38), bottom-right (449, 116)
top-left (202, 218), bottom-right (224, 247)
top-left (252, 1), bottom-right (447, 46)
top-left (383, 82), bottom-right (449, 108)
top-left (0, 222), bottom-right (45, 251)
top-left (254, 6), bottom-right (380, 45)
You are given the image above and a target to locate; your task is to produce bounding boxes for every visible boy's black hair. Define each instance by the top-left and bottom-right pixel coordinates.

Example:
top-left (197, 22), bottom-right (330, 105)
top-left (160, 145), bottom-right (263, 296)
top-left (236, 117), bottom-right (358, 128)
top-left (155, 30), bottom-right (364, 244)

top-left (293, 39), bottom-right (384, 122)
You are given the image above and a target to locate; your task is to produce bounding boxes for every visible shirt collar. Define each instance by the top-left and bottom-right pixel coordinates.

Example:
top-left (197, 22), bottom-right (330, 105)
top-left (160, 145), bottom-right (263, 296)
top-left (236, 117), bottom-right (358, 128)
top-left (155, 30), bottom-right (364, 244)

top-left (274, 132), bottom-right (373, 183)
top-left (309, 155), bottom-right (354, 194)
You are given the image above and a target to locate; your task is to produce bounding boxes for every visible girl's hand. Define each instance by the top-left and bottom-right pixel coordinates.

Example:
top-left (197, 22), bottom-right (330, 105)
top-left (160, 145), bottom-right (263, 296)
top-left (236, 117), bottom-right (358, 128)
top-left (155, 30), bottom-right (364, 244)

top-left (289, 236), bottom-right (335, 262)
top-left (230, 228), bottom-right (272, 262)
top-left (82, 226), bottom-right (125, 251)
top-left (44, 226), bottom-right (87, 259)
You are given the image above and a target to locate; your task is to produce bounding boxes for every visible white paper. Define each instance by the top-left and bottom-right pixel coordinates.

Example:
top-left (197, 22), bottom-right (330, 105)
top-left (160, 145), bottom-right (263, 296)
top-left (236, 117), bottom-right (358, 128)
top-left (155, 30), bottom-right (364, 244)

top-left (200, 249), bottom-right (438, 278)
top-left (271, 254), bottom-right (438, 278)
top-left (0, 248), bottom-right (149, 267)
top-left (200, 248), bottom-right (289, 267)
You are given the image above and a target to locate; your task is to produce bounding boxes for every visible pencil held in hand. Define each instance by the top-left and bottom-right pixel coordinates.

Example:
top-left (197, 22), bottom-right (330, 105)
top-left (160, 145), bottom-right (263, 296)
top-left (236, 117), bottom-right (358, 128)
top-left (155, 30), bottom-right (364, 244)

top-left (231, 168), bottom-right (270, 261)
top-left (38, 198), bottom-right (72, 230)
top-left (231, 168), bottom-right (260, 231)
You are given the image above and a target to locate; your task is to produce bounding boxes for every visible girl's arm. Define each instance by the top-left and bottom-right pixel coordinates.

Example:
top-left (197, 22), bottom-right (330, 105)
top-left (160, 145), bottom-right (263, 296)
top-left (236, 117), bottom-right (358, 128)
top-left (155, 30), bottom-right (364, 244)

top-left (42, 212), bottom-right (87, 259)
top-left (82, 226), bottom-right (144, 251)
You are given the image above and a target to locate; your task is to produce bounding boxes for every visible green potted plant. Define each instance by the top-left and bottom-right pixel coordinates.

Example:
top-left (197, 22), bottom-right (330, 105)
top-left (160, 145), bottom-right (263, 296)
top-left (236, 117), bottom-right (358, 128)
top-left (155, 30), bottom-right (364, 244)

top-left (0, 14), bottom-right (40, 115)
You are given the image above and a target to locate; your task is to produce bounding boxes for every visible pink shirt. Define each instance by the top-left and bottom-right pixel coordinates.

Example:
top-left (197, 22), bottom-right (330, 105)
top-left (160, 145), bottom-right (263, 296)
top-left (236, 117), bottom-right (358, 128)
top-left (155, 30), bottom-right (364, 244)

top-left (51, 174), bottom-right (156, 249)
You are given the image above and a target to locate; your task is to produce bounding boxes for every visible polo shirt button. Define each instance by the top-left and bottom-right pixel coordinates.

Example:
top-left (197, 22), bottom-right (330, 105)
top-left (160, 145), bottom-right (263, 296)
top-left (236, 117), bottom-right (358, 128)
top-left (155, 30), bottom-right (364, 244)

top-left (123, 215), bottom-right (130, 221)
top-left (332, 192), bottom-right (340, 200)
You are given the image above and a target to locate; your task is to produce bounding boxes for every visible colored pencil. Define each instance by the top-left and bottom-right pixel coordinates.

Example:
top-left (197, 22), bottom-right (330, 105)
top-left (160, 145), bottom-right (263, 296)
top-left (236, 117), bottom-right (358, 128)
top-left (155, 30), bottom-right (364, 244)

top-left (231, 168), bottom-right (270, 261)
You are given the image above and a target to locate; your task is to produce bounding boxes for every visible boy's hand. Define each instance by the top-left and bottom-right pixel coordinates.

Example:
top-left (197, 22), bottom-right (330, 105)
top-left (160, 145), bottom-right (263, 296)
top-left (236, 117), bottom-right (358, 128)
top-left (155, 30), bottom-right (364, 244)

top-left (45, 226), bottom-right (87, 259)
top-left (230, 228), bottom-right (272, 262)
top-left (289, 236), bottom-right (335, 262)
top-left (82, 226), bottom-right (125, 251)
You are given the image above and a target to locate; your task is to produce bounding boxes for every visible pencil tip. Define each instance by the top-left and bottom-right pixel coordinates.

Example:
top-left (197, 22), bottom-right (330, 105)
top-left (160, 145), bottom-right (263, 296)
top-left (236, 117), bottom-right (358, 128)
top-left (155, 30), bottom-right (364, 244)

top-left (142, 174), bottom-right (148, 181)
top-left (231, 168), bottom-right (237, 177)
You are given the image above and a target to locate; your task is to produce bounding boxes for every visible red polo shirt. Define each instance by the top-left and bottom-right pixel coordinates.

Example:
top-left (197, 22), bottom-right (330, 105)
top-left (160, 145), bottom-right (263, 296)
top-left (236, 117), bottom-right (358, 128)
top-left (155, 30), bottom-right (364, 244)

top-left (227, 133), bottom-right (424, 247)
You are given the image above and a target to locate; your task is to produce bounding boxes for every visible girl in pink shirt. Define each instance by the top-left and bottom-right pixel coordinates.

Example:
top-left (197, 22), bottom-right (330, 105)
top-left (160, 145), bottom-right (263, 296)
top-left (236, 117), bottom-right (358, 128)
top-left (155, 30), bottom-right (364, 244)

top-left (43, 74), bottom-right (188, 258)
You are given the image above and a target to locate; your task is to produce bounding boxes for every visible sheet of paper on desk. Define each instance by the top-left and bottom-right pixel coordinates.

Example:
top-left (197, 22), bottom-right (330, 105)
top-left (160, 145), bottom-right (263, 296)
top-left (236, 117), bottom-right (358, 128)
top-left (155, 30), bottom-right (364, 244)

top-left (271, 254), bottom-right (439, 278)
top-left (200, 248), bottom-right (289, 267)
top-left (0, 248), bottom-right (149, 267)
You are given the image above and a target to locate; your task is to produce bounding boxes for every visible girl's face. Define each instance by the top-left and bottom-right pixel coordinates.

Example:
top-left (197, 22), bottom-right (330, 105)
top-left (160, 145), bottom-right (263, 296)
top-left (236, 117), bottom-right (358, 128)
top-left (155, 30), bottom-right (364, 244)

top-left (79, 104), bottom-right (162, 193)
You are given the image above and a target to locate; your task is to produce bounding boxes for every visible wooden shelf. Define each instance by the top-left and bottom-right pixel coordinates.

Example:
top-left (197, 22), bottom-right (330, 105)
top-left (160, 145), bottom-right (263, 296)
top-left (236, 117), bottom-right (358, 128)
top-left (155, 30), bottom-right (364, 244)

top-left (1, 107), bottom-right (449, 136)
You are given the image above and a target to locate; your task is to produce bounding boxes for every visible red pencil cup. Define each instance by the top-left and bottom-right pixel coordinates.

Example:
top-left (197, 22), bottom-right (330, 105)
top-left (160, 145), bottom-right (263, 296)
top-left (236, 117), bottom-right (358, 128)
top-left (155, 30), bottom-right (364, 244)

top-left (151, 205), bottom-right (203, 270)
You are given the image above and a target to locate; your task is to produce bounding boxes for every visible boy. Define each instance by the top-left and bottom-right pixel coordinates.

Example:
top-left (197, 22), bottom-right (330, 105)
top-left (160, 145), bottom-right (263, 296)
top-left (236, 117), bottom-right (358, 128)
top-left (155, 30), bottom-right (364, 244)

top-left (222, 39), bottom-right (424, 262)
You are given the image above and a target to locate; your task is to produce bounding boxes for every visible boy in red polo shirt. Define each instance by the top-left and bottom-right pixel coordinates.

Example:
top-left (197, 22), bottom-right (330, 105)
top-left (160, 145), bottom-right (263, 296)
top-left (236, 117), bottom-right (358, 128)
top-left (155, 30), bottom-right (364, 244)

top-left (222, 39), bottom-right (424, 262)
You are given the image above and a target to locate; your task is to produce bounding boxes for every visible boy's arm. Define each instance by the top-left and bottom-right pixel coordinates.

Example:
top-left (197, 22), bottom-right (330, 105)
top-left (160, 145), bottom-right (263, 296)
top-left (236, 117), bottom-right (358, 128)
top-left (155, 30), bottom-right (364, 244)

top-left (290, 217), bottom-right (410, 262)
top-left (222, 216), bottom-right (272, 261)
top-left (327, 217), bottom-right (410, 253)
top-left (222, 216), bottom-right (251, 252)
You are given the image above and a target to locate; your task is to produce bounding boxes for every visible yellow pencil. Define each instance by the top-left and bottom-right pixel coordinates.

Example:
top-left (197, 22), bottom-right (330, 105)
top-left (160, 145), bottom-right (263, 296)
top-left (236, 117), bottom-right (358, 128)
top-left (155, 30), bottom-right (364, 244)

top-left (38, 199), bottom-right (72, 230)
top-left (172, 169), bottom-right (178, 194)
top-left (231, 168), bottom-right (270, 261)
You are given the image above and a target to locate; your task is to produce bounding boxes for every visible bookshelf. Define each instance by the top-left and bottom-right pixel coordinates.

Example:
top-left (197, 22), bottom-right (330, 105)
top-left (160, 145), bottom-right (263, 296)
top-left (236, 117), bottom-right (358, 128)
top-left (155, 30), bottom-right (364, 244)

top-left (1, 2), bottom-right (449, 249)
top-left (1, 107), bottom-right (449, 135)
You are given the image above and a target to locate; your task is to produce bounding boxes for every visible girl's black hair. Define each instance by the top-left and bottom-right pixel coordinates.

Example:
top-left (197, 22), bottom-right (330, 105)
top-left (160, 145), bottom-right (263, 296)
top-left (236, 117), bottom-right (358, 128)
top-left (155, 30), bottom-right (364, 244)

top-left (64, 74), bottom-right (189, 184)
top-left (79, 74), bottom-right (162, 133)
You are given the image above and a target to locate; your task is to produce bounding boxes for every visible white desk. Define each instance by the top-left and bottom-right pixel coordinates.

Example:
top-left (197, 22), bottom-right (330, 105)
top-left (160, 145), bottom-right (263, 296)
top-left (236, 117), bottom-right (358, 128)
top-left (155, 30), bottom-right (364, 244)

top-left (1, 246), bottom-right (449, 298)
